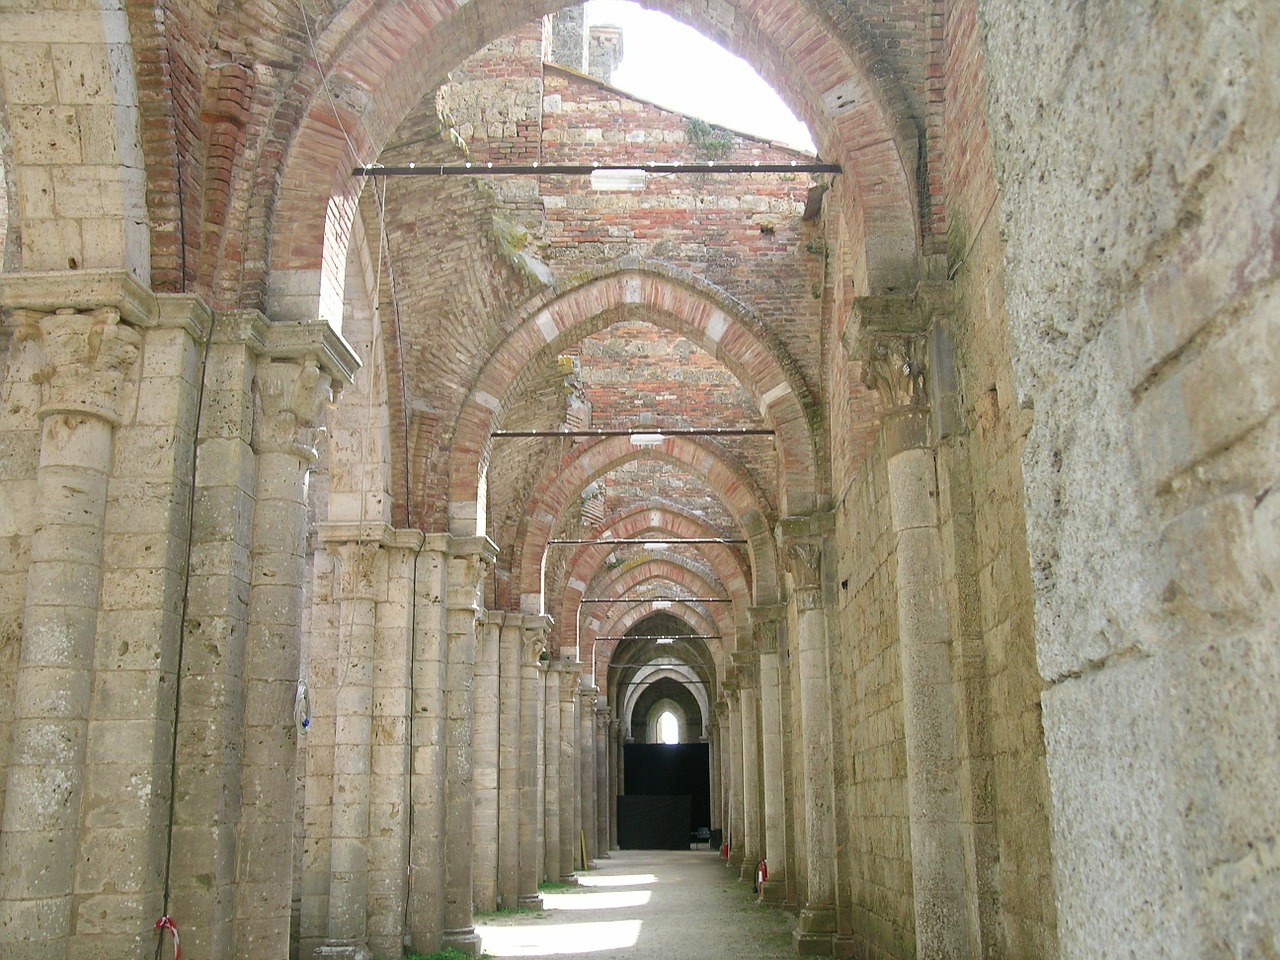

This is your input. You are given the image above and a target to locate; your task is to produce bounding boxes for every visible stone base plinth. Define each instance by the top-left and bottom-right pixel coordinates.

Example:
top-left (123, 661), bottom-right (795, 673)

top-left (758, 871), bottom-right (787, 904)
top-left (314, 940), bottom-right (372, 960)
top-left (441, 927), bottom-right (482, 956)
top-left (793, 905), bottom-right (836, 956)
top-left (518, 893), bottom-right (545, 911)
top-left (831, 934), bottom-right (857, 958)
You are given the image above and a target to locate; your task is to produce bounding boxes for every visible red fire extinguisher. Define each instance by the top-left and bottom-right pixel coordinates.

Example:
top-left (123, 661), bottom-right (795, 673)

top-left (754, 858), bottom-right (768, 896)
top-left (721, 840), bottom-right (729, 860)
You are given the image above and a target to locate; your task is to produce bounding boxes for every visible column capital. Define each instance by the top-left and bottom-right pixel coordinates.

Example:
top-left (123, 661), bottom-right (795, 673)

top-left (252, 356), bottom-right (332, 459)
top-left (325, 539), bottom-right (385, 601)
top-left (522, 615), bottom-right (552, 665)
top-left (731, 650), bottom-right (758, 687)
top-left (15, 306), bottom-right (141, 424)
top-left (216, 309), bottom-right (361, 386)
top-left (752, 617), bottom-right (780, 655)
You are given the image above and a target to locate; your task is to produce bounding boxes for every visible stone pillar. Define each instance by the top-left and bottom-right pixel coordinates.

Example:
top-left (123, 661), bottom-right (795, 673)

top-left (0, 306), bottom-right (140, 959)
top-left (440, 538), bottom-right (494, 956)
top-left (517, 619), bottom-right (549, 908)
top-left (406, 537), bottom-right (449, 954)
top-left (542, 663), bottom-right (562, 884)
top-left (725, 684), bottom-right (746, 870)
top-left (752, 606), bottom-right (790, 903)
top-left (859, 328), bottom-right (970, 960)
top-left (472, 612), bottom-right (502, 913)
top-left (496, 615), bottom-right (523, 910)
top-left (707, 714), bottom-right (721, 832)
top-left (734, 650), bottom-right (763, 884)
top-left (782, 519), bottom-right (837, 955)
top-left (607, 718), bottom-right (621, 850)
top-left (579, 685), bottom-right (598, 866)
top-left (557, 663), bottom-right (581, 882)
top-left (316, 537), bottom-right (382, 960)
top-left (236, 355), bottom-right (334, 958)
top-left (595, 703), bottom-right (611, 857)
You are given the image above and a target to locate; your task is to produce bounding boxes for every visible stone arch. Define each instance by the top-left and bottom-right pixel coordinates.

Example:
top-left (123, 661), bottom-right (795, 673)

top-left (591, 602), bottom-right (723, 692)
top-left (551, 504), bottom-right (754, 646)
top-left (248, 0), bottom-right (918, 334)
top-left (506, 434), bottom-right (776, 613)
top-left (445, 261), bottom-right (821, 534)
top-left (623, 666), bottom-right (710, 742)
top-left (647, 699), bottom-right (688, 745)
top-left (0, 1), bottom-right (149, 281)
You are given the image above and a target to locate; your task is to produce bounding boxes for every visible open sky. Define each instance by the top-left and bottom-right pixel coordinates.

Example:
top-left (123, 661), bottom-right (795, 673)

top-left (583, 1), bottom-right (817, 154)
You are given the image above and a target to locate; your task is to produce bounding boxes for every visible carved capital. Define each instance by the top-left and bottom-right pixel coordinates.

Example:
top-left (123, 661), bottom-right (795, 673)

top-left (329, 540), bottom-right (382, 600)
top-left (18, 307), bottom-right (141, 424)
top-left (523, 623), bottom-right (550, 666)
top-left (753, 619), bottom-right (779, 654)
top-left (860, 333), bottom-right (928, 410)
top-left (253, 356), bottom-right (332, 459)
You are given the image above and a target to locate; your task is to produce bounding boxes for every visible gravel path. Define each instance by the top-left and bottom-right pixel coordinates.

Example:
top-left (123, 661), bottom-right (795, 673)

top-left (476, 850), bottom-right (796, 960)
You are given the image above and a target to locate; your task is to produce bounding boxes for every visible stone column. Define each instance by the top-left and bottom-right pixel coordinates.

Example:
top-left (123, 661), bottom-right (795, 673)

top-left (707, 714), bottom-right (721, 833)
top-left (496, 615), bottom-right (523, 910)
top-left (607, 718), bottom-right (621, 850)
top-left (859, 328), bottom-right (970, 960)
top-left (734, 650), bottom-right (763, 884)
top-left (0, 306), bottom-right (140, 959)
top-left (595, 704), bottom-right (611, 857)
top-left (725, 683), bottom-right (746, 870)
top-left (542, 664), bottom-right (562, 884)
top-left (236, 355), bottom-right (334, 959)
top-left (316, 537), bottom-right (382, 960)
top-left (782, 520), bottom-right (837, 955)
top-left (557, 663), bottom-right (581, 882)
top-left (518, 619), bottom-right (549, 907)
top-left (406, 537), bottom-right (450, 955)
top-left (752, 606), bottom-right (790, 903)
top-left (472, 612), bottom-right (503, 913)
top-left (440, 538), bottom-right (496, 956)
top-left (579, 685), bottom-right (598, 866)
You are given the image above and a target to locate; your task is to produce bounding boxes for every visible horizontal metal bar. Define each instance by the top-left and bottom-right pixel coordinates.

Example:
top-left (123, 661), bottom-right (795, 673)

top-left (581, 598), bottom-right (731, 603)
top-left (355, 161), bottom-right (841, 177)
top-left (595, 635), bottom-right (721, 642)
top-left (549, 538), bottom-right (747, 545)
top-left (493, 428), bottom-right (773, 438)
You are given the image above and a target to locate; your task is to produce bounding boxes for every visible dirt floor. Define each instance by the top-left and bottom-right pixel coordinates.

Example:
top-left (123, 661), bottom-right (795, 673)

top-left (475, 849), bottom-right (797, 959)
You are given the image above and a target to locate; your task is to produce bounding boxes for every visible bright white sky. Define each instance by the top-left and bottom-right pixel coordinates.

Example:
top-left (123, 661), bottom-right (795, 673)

top-left (583, 1), bottom-right (817, 154)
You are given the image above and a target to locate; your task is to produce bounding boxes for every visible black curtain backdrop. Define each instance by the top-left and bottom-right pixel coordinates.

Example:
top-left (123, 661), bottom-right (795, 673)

top-left (618, 743), bottom-right (710, 849)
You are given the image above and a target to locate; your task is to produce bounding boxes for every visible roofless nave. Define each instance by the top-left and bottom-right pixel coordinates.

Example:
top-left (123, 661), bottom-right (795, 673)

top-left (0, 2), bottom-right (1276, 959)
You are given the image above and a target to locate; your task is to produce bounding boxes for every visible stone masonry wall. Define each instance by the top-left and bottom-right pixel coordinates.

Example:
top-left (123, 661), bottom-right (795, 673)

top-left (935, 0), bottom-right (1058, 955)
top-left (977, 1), bottom-right (1280, 956)
top-left (832, 437), bottom-right (913, 959)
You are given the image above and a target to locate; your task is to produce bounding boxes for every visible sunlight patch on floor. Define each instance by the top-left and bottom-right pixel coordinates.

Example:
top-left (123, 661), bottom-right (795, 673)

top-left (540, 890), bottom-right (652, 910)
top-left (477, 919), bottom-right (643, 956)
top-left (577, 873), bottom-right (657, 887)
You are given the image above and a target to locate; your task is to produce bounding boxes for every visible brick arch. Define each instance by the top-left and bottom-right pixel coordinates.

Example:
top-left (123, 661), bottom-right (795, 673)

top-left (589, 566), bottom-right (737, 687)
top-left (507, 435), bottom-right (777, 614)
top-left (595, 602), bottom-right (726, 697)
top-left (446, 261), bottom-right (820, 534)
top-left (242, 0), bottom-right (918, 320)
top-left (552, 505), bottom-right (753, 651)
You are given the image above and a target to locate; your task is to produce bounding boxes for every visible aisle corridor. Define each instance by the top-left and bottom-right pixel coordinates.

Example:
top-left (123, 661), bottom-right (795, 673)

top-left (476, 851), bottom-right (794, 960)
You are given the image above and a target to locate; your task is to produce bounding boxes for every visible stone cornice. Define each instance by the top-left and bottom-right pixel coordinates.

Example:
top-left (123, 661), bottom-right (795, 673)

top-left (2, 270), bottom-right (157, 327)
top-left (315, 522), bottom-right (425, 552)
top-left (215, 309), bottom-right (361, 385)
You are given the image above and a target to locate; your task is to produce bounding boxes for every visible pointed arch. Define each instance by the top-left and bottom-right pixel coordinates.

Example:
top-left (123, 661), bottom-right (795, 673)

top-left (445, 261), bottom-right (820, 534)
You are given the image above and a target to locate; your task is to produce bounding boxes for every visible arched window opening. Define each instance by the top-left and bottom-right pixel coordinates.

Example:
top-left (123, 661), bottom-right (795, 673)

top-left (658, 710), bottom-right (679, 745)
